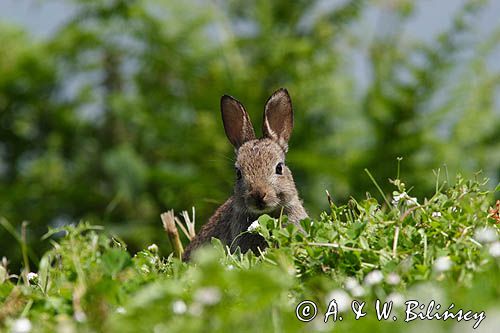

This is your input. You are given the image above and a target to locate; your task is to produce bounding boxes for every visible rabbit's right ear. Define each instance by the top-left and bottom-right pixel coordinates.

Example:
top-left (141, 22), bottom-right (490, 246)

top-left (262, 88), bottom-right (293, 152)
top-left (221, 95), bottom-right (256, 148)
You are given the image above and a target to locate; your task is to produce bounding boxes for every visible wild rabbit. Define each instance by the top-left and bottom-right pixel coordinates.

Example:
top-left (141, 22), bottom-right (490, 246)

top-left (183, 88), bottom-right (308, 261)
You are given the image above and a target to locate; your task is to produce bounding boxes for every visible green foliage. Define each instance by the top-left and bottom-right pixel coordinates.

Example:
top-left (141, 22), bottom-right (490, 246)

top-left (1, 176), bottom-right (499, 332)
top-left (1, 0), bottom-right (499, 278)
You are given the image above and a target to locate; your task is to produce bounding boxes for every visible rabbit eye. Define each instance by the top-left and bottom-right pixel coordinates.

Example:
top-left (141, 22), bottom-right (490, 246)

top-left (236, 167), bottom-right (242, 180)
top-left (275, 162), bottom-right (283, 175)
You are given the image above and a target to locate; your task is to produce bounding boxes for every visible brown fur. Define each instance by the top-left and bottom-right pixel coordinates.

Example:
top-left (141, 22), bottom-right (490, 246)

top-left (182, 89), bottom-right (307, 261)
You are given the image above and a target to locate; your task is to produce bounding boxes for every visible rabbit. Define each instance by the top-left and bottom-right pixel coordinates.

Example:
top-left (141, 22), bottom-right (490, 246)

top-left (182, 88), bottom-right (308, 261)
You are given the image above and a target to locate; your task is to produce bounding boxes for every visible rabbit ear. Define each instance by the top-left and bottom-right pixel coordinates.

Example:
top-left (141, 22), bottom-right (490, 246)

top-left (262, 88), bottom-right (293, 151)
top-left (221, 95), bottom-right (256, 148)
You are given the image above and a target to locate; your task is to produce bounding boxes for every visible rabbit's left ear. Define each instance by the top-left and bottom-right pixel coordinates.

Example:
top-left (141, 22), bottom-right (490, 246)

top-left (262, 88), bottom-right (293, 152)
top-left (221, 95), bottom-right (256, 149)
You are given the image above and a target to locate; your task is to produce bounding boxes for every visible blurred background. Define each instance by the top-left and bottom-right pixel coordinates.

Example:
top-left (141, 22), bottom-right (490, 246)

top-left (0, 0), bottom-right (499, 269)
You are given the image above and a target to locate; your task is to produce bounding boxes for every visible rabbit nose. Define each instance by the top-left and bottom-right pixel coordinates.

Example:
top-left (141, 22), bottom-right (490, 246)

top-left (251, 190), bottom-right (267, 208)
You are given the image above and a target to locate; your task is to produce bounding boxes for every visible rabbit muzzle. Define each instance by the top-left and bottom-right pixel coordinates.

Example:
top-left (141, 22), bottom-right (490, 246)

top-left (246, 187), bottom-right (278, 214)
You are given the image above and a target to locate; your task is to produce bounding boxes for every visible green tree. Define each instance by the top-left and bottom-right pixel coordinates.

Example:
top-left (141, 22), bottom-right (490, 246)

top-left (0, 0), bottom-right (499, 270)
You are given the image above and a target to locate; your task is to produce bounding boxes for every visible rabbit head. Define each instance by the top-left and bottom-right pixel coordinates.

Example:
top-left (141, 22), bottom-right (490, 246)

top-left (221, 88), bottom-right (300, 215)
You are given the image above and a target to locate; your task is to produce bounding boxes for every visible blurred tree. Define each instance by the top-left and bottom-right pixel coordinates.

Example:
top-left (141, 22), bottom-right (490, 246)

top-left (0, 0), bottom-right (499, 270)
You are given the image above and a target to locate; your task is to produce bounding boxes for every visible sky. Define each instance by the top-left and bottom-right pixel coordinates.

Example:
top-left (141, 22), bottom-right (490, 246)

top-left (1, 1), bottom-right (499, 41)
top-left (0, 0), bottom-right (499, 92)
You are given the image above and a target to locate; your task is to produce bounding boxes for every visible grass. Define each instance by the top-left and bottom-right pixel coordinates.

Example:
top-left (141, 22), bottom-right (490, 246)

top-left (0, 173), bottom-right (499, 332)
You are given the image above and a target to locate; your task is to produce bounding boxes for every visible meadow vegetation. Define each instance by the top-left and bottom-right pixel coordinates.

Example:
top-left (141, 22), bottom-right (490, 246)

top-left (1, 1), bottom-right (499, 331)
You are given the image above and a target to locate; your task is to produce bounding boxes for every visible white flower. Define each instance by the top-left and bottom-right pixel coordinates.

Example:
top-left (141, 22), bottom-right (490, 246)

top-left (453, 307), bottom-right (499, 333)
top-left (406, 196), bottom-right (418, 206)
top-left (364, 270), bottom-right (383, 286)
top-left (247, 220), bottom-right (260, 233)
top-left (74, 311), bottom-right (86, 322)
top-left (0, 266), bottom-right (6, 283)
top-left (386, 272), bottom-right (401, 285)
top-left (407, 283), bottom-right (446, 306)
top-left (188, 303), bottom-right (203, 316)
top-left (386, 292), bottom-right (405, 308)
top-left (325, 289), bottom-right (351, 312)
top-left (392, 192), bottom-right (404, 206)
top-left (116, 307), bottom-right (126, 314)
top-left (431, 212), bottom-right (442, 218)
top-left (433, 256), bottom-right (452, 272)
top-left (147, 244), bottom-right (159, 253)
top-left (311, 316), bottom-right (330, 332)
top-left (172, 300), bottom-right (187, 314)
top-left (194, 287), bottom-right (221, 305)
top-left (474, 227), bottom-right (497, 244)
top-left (343, 278), bottom-right (365, 297)
top-left (489, 241), bottom-right (500, 258)
top-left (344, 277), bottom-right (359, 291)
top-left (350, 285), bottom-right (365, 297)
top-left (226, 265), bottom-right (234, 271)
top-left (26, 272), bottom-right (38, 283)
top-left (11, 318), bottom-right (32, 333)
top-left (392, 192), bottom-right (418, 206)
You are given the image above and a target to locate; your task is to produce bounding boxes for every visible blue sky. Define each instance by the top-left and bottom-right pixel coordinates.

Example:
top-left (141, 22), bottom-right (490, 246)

top-left (0, 0), bottom-right (499, 92)
top-left (1, 1), bottom-right (499, 41)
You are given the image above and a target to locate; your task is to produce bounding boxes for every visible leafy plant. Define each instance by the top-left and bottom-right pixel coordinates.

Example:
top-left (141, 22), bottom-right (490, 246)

top-left (1, 0), bottom-right (499, 268)
top-left (1, 175), bottom-right (498, 332)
